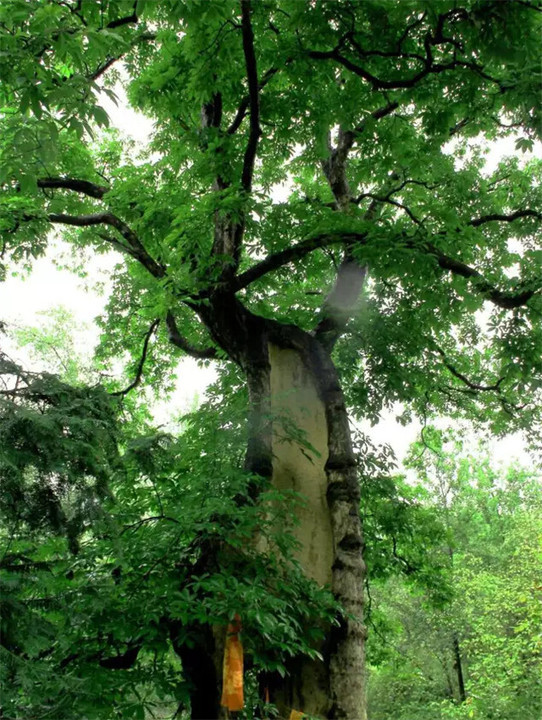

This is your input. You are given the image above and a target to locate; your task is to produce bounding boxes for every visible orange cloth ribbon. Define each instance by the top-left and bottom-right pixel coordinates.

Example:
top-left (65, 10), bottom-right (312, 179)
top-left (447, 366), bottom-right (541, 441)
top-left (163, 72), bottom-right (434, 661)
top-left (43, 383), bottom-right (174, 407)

top-left (221, 614), bottom-right (244, 711)
top-left (289, 711), bottom-right (305, 720)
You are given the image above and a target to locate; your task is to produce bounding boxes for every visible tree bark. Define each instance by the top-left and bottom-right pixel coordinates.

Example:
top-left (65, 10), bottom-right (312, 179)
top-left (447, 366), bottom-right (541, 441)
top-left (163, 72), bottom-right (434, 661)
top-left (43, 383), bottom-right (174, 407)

top-left (240, 316), bottom-right (366, 719)
top-left (267, 342), bottom-right (332, 717)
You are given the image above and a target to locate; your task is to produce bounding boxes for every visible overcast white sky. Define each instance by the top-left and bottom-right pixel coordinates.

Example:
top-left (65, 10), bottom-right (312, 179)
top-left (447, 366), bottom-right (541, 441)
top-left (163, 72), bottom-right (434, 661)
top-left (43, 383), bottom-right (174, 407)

top-left (0, 83), bottom-right (536, 466)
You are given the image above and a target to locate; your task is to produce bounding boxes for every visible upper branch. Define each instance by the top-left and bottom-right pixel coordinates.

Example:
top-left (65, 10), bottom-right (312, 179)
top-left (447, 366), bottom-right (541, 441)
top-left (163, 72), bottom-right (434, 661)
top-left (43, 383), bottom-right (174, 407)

top-left (469, 209), bottom-right (542, 227)
top-left (322, 102), bottom-right (399, 205)
top-left (353, 191), bottom-right (423, 225)
top-left (314, 102), bottom-right (399, 348)
top-left (47, 212), bottom-right (165, 278)
top-left (422, 239), bottom-right (536, 309)
top-left (89, 56), bottom-right (119, 81)
top-left (111, 319), bottom-right (160, 397)
top-left (89, 24), bottom-right (156, 81)
top-left (106, 2), bottom-right (139, 29)
top-left (435, 346), bottom-right (504, 392)
top-left (240, 0), bottom-right (261, 192)
top-left (232, 232), bottom-right (366, 292)
top-left (308, 10), bottom-right (506, 92)
top-left (227, 67), bottom-right (279, 135)
top-left (37, 177), bottom-right (109, 199)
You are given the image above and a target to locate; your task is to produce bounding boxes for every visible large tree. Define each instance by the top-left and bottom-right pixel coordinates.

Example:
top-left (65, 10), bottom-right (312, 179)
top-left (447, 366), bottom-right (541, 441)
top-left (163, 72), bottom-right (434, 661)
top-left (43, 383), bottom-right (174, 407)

top-left (1, 0), bottom-right (541, 717)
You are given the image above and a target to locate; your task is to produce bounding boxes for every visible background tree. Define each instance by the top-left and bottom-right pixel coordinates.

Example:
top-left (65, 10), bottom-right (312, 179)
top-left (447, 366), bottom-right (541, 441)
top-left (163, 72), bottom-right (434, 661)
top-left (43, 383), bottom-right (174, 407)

top-left (1, 0), bottom-right (541, 717)
top-left (365, 431), bottom-right (542, 720)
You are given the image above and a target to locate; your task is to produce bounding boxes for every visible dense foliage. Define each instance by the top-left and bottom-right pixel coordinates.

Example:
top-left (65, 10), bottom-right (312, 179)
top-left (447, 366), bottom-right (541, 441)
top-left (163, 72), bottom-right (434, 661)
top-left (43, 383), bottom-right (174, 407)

top-left (0, 338), bottom-right (338, 718)
top-left (1, 0), bottom-right (541, 717)
top-left (366, 432), bottom-right (542, 720)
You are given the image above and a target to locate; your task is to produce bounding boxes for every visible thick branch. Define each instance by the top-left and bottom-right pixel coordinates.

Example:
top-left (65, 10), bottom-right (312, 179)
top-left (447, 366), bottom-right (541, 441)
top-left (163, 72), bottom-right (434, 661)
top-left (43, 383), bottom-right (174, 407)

top-left (61, 643), bottom-right (142, 670)
top-left (469, 209), bottom-right (542, 227)
top-left (37, 177), bottom-right (109, 199)
top-left (232, 233), bottom-right (366, 292)
top-left (233, 229), bottom-right (537, 309)
top-left (240, 0), bottom-right (261, 192)
top-left (106, 2), bottom-right (139, 29)
top-left (111, 319), bottom-right (160, 397)
top-left (166, 311), bottom-right (218, 360)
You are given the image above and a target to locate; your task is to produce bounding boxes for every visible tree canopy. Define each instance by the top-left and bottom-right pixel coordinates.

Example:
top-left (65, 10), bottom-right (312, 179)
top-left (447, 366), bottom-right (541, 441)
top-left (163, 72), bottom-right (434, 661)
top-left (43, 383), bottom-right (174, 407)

top-left (1, 1), bottom-right (541, 718)
top-left (2, 0), bottom-right (541, 434)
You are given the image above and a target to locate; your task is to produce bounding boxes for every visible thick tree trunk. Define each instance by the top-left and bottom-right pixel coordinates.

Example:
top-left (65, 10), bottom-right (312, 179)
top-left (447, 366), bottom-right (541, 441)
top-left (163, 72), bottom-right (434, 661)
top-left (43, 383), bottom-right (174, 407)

top-left (252, 331), bottom-right (366, 719)
top-left (268, 343), bottom-right (333, 717)
top-left (302, 340), bottom-right (366, 720)
top-left (269, 343), bottom-right (333, 588)
top-left (197, 296), bottom-right (366, 718)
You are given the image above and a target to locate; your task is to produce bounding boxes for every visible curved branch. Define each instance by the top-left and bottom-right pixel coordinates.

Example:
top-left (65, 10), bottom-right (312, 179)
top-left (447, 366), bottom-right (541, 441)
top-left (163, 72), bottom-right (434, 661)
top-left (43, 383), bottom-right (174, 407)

top-left (166, 311), bottom-right (218, 360)
top-left (435, 346), bottom-right (505, 392)
top-left (47, 212), bottom-right (165, 278)
top-left (354, 192), bottom-right (423, 225)
top-left (469, 209), bottom-right (542, 227)
top-left (308, 9), bottom-right (507, 93)
top-left (233, 229), bottom-right (538, 309)
top-left (111, 319), bottom-right (160, 397)
top-left (37, 177), bottom-right (109, 199)
top-left (232, 232), bottom-right (365, 292)
top-left (320, 48), bottom-right (505, 91)
top-left (425, 240), bottom-right (536, 308)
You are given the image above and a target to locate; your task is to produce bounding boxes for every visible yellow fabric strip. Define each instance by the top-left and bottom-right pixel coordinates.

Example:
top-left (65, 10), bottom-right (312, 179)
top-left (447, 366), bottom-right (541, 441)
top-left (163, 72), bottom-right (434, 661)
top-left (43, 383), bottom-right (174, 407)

top-left (220, 614), bottom-right (244, 711)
